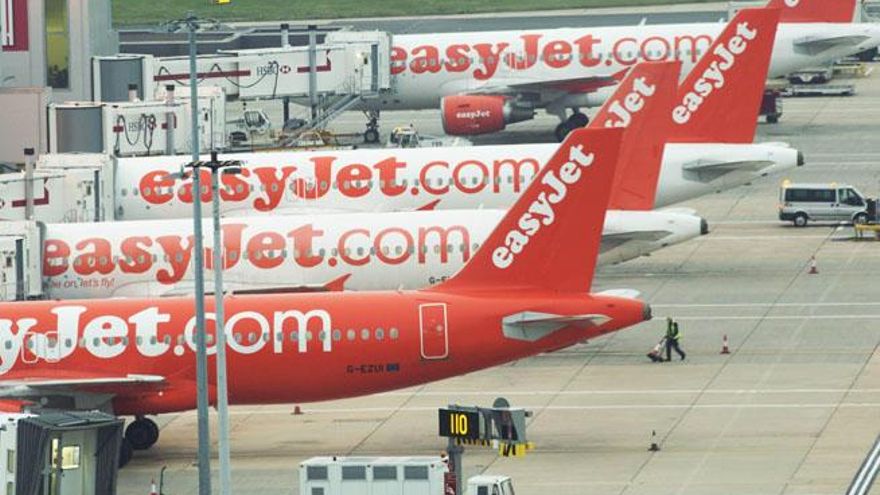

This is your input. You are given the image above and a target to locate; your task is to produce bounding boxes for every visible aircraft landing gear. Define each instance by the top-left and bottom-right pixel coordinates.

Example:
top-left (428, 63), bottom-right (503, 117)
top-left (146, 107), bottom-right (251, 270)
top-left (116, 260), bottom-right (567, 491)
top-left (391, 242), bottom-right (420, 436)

top-left (364, 110), bottom-right (380, 144)
top-left (125, 416), bottom-right (160, 451)
top-left (554, 110), bottom-right (590, 142)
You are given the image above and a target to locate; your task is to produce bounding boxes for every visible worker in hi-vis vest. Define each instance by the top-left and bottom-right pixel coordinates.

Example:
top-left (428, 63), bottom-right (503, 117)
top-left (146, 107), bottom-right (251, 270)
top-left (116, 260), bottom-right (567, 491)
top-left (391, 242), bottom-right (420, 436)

top-left (665, 317), bottom-right (686, 362)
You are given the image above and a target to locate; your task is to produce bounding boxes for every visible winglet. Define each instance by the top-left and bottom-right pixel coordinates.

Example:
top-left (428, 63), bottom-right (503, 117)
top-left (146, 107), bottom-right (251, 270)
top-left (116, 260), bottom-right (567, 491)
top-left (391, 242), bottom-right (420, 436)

top-left (435, 128), bottom-right (623, 293)
top-left (765, 0), bottom-right (858, 23)
top-left (590, 61), bottom-right (681, 210)
top-left (668, 8), bottom-right (781, 144)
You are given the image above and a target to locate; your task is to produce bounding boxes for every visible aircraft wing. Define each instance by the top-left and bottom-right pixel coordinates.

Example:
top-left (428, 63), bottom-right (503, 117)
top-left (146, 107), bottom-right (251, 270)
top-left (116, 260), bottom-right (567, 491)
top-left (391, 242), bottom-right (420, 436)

top-left (794, 35), bottom-right (870, 55)
top-left (0, 374), bottom-right (165, 397)
top-left (502, 311), bottom-right (611, 341)
top-left (447, 71), bottom-right (627, 98)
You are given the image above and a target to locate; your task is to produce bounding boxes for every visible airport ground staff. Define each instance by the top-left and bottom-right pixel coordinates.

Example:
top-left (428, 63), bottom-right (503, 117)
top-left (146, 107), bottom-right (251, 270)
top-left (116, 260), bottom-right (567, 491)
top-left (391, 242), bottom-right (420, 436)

top-left (666, 317), bottom-right (686, 361)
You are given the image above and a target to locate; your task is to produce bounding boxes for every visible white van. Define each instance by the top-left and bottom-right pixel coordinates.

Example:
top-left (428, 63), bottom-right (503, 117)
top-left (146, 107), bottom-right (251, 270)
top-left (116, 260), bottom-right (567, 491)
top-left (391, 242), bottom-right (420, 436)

top-left (779, 182), bottom-right (869, 227)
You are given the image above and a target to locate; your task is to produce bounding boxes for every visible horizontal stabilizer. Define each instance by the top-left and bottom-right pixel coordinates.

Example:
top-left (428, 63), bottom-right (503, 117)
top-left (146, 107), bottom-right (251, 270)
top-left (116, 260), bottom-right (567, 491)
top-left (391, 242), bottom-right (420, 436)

top-left (502, 311), bottom-right (610, 342)
top-left (601, 231), bottom-right (673, 252)
top-left (794, 35), bottom-right (869, 55)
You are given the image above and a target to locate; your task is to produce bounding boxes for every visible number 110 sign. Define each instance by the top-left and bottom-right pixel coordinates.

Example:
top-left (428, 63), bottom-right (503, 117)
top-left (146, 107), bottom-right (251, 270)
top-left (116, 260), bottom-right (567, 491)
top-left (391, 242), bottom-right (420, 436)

top-left (438, 408), bottom-right (481, 440)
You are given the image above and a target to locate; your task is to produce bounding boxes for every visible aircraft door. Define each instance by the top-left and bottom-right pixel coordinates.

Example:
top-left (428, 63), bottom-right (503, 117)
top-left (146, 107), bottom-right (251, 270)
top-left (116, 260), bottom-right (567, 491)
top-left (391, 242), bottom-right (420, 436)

top-left (0, 237), bottom-right (22, 302)
top-left (419, 303), bottom-right (448, 360)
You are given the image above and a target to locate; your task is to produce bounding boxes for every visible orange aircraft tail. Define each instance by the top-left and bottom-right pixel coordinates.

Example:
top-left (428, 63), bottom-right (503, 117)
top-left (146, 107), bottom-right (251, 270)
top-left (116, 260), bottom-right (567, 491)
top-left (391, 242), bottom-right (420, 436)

top-left (668, 7), bottom-right (781, 144)
top-left (436, 127), bottom-right (623, 294)
top-left (589, 61), bottom-right (680, 211)
top-left (765, 0), bottom-right (859, 23)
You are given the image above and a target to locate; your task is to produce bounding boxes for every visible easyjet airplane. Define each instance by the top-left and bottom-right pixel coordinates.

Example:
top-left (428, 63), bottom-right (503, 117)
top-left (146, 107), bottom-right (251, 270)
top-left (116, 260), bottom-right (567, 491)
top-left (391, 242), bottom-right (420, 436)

top-left (361, 0), bottom-right (876, 139)
top-left (43, 62), bottom-right (703, 299)
top-left (0, 127), bottom-right (649, 465)
top-left (116, 8), bottom-right (796, 224)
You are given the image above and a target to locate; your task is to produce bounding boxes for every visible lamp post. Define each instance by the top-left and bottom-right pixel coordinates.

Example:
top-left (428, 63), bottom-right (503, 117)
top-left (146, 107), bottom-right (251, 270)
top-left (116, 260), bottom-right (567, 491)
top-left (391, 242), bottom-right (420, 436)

top-left (186, 151), bottom-right (243, 495)
top-left (160, 13), bottom-right (219, 495)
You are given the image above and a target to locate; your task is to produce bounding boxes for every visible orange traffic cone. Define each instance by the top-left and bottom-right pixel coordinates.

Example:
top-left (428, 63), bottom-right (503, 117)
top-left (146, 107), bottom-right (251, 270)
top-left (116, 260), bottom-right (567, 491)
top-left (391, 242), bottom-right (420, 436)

top-left (293, 405), bottom-right (303, 415)
top-left (720, 335), bottom-right (731, 355)
top-left (808, 256), bottom-right (818, 275)
top-left (149, 479), bottom-right (158, 495)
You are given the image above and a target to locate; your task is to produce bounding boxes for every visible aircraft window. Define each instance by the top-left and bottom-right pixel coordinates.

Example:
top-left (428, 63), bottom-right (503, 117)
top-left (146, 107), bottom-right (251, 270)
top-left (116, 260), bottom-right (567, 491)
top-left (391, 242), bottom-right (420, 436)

top-left (459, 243), bottom-right (465, 253)
top-left (234, 333), bottom-right (242, 343)
top-left (260, 184), bottom-right (266, 192)
top-left (402, 179), bottom-right (408, 187)
top-left (249, 184), bottom-right (255, 193)
top-left (344, 248), bottom-right (351, 256)
top-left (175, 253), bottom-right (183, 262)
top-left (121, 188), bottom-right (127, 197)
top-left (293, 248), bottom-right (301, 258)
top-left (343, 181), bottom-right (351, 190)
top-left (289, 183), bottom-right (296, 191)
top-left (149, 336), bottom-right (157, 345)
top-left (152, 254), bottom-right (158, 262)
top-left (472, 243), bottom-right (480, 251)
top-left (447, 245), bottom-right (454, 254)
top-left (333, 329), bottom-right (342, 342)
top-left (254, 251), bottom-right (262, 260)
top-left (421, 246), bottom-right (429, 254)
top-left (206, 334), bottom-right (214, 345)
top-left (306, 331), bottom-right (313, 341)
top-left (382, 246), bottom-right (390, 255)
top-left (375, 328), bottom-right (384, 340)
top-left (390, 327), bottom-right (399, 340)
top-left (3, 342), bottom-right (9, 350)
top-left (91, 338), bottom-right (99, 348)
top-left (361, 329), bottom-right (370, 341)
top-left (290, 330), bottom-right (298, 342)
top-left (262, 333), bottom-right (269, 343)
top-left (248, 332), bottom-right (256, 343)
top-left (319, 330), bottom-right (327, 342)
top-left (321, 180), bottom-right (328, 190)
top-left (177, 335), bottom-right (185, 346)
top-left (275, 332), bottom-right (283, 342)
top-left (319, 248), bottom-right (326, 257)
top-left (74, 258), bottom-right (82, 267)
top-left (121, 337), bottom-right (129, 346)
top-left (138, 255), bottom-right (145, 263)
top-left (434, 245), bottom-right (441, 254)
top-left (357, 247), bottom-right (364, 256)
top-left (347, 329), bottom-right (356, 341)
top-left (395, 246), bottom-right (403, 255)
top-left (164, 335), bottom-right (171, 345)
top-left (408, 246), bottom-right (415, 255)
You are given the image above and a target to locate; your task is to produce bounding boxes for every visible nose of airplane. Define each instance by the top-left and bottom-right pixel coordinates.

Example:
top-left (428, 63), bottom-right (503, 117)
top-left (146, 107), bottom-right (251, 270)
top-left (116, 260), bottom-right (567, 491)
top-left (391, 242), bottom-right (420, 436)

top-left (700, 218), bottom-right (710, 236)
top-left (859, 23), bottom-right (880, 50)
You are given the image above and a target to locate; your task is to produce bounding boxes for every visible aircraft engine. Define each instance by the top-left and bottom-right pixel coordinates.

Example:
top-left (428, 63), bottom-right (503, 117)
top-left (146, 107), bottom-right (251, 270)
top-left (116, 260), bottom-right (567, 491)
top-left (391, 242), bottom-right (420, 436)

top-left (440, 95), bottom-right (535, 136)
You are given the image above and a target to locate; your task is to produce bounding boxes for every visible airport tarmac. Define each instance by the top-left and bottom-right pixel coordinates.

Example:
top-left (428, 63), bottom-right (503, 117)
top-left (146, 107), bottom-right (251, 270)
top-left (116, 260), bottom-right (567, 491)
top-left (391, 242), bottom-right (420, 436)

top-left (117, 68), bottom-right (880, 494)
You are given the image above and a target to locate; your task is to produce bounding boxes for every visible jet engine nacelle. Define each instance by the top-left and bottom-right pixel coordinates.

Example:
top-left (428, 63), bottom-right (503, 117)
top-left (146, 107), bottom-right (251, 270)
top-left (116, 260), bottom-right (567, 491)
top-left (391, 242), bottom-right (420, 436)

top-left (441, 95), bottom-right (535, 136)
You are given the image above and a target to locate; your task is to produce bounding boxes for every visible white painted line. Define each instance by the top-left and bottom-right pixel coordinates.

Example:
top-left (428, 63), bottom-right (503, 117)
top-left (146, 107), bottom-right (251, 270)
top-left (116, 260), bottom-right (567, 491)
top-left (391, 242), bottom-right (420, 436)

top-left (376, 388), bottom-right (880, 397)
top-left (227, 403), bottom-right (880, 415)
top-left (653, 302), bottom-right (880, 308)
top-left (670, 315), bottom-right (880, 321)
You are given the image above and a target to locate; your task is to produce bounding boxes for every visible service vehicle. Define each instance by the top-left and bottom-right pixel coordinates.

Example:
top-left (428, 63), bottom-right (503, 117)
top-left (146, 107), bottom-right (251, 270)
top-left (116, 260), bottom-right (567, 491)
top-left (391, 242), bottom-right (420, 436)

top-left (299, 456), bottom-right (515, 495)
top-left (779, 182), bottom-right (872, 226)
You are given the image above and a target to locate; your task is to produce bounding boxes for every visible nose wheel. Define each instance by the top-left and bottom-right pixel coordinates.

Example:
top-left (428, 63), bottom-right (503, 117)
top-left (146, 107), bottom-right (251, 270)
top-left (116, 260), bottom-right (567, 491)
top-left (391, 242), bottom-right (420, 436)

top-left (125, 416), bottom-right (160, 451)
top-left (364, 110), bottom-right (380, 144)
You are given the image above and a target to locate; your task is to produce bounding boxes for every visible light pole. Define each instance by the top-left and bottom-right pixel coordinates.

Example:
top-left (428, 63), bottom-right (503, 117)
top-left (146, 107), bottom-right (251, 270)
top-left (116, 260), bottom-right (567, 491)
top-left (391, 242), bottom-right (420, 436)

top-left (160, 13), bottom-right (219, 495)
top-left (187, 151), bottom-right (243, 495)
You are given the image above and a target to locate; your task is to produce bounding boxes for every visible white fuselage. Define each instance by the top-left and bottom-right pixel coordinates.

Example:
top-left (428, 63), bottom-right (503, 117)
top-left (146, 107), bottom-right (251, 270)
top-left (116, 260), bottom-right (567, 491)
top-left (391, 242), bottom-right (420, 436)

top-left (120, 142), bottom-right (801, 220)
top-left (42, 209), bottom-right (704, 299)
top-left (377, 22), bottom-right (880, 111)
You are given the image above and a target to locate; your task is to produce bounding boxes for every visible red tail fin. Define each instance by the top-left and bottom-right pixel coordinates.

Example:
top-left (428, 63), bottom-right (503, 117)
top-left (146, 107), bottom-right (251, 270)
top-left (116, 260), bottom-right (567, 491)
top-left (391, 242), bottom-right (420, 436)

top-left (436, 128), bottom-right (623, 293)
top-left (765, 0), bottom-right (858, 23)
top-left (589, 61), bottom-right (681, 210)
top-left (668, 8), bottom-right (781, 144)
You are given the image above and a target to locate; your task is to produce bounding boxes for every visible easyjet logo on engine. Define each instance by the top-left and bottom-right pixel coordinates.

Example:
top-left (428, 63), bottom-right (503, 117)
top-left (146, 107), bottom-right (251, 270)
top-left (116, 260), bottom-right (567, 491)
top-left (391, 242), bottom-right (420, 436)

top-left (456, 110), bottom-right (492, 120)
top-left (492, 145), bottom-right (594, 269)
top-left (671, 21), bottom-right (758, 125)
top-left (390, 33), bottom-right (713, 80)
top-left (602, 76), bottom-right (657, 128)
top-left (0, 306), bottom-right (332, 375)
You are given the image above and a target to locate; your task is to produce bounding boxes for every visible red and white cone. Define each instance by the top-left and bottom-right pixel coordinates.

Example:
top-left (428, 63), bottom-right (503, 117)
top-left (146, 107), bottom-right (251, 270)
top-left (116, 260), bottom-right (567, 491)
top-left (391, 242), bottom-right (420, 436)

top-left (721, 335), bottom-right (731, 355)
top-left (149, 479), bottom-right (158, 495)
top-left (808, 256), bottom-right (818, 275)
